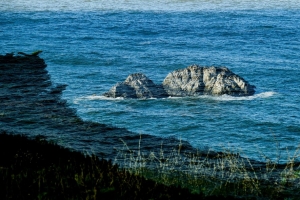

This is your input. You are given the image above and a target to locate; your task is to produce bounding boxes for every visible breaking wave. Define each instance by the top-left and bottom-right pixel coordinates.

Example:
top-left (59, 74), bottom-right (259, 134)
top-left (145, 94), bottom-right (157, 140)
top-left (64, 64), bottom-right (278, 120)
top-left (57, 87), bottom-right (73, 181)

top-left (76, 91), bottom-right (276, 103)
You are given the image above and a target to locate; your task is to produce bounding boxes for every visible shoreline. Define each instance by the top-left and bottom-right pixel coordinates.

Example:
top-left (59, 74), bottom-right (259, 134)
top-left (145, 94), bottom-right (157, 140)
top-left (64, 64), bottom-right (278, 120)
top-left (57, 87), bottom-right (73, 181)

top-left (1, 52), bottom-right (299, 198)
top-left (0, 53), bottom-right (195, 159)
top-left (0, 52), bottom-right (297, 168)
top-left (0, 131), bottom-right (213, 199)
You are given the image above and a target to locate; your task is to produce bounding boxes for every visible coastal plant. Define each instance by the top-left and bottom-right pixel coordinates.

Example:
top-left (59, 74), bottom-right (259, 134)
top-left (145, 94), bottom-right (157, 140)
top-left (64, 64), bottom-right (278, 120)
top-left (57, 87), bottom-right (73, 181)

top-left (1, 132), bottom-right (213, 200)
top-left (114, 135), bottom-right (300, 199)
top-left (1, 131), bottom-right (299, 199)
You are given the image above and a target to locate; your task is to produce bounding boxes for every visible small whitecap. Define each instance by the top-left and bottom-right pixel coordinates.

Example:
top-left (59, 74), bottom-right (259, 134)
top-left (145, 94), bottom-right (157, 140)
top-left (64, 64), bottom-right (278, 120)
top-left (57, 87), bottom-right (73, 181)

top-left (74, 95), bottom-right (124, 102)
top-left (148, 97), bottom-right (158, 100)
top-left (212, 91), bottom-right (277, 101)
top-left (139, 41), bottom-right (152, 45)
top-left (255, 91), bottom-right (277, 98)
top-left (167, 96), bottom-right (184, 99)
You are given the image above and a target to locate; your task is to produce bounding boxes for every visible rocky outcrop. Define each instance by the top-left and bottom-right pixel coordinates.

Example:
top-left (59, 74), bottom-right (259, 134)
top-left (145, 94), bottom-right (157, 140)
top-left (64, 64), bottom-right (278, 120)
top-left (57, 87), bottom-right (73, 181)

top-left (104, 65), bottom-right (256, 98)
top-left (162, 65), bottom-right (256, 97)
top-left (0, 52), bottom-right (194, 159)
top-left (103, 73), bottom-right (168, 98)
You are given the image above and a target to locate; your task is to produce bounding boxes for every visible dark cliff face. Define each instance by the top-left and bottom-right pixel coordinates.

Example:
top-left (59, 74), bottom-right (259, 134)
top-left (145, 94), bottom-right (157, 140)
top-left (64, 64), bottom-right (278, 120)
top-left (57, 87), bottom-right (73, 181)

top-left (0, 54), bottom-right (76, 132)
top-left (0, 53), bottom-right (194, 159)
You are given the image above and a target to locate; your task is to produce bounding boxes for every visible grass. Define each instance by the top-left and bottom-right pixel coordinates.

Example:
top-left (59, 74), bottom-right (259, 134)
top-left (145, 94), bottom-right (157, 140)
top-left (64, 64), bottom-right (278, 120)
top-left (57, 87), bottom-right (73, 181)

top-left (114, 135), bottom-right (300, 199)
top-left (0, 131), bottom-right (299, 199)
top-left (0, 131), bottom-right (244, 200)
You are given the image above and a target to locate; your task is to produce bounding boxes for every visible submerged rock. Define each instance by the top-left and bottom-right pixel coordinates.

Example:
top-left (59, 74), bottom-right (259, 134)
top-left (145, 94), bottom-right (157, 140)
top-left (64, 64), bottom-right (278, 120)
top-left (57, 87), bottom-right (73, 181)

top-left (104, 65), bottom-right (256, 98)
top-left (163, 65), bottom-right (256, 97)
top-left (103, 73), bottom-right (168, 99)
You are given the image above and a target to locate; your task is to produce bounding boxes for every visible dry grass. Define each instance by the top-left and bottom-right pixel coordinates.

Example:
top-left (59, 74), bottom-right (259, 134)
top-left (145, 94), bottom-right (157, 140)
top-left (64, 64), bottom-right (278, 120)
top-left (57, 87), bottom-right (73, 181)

top-left (0, 132), bottom-right (206, 200)
top-left (114, 135), bottom-right (300, 199)
top-left (1, 131), bottom-right (299, 199)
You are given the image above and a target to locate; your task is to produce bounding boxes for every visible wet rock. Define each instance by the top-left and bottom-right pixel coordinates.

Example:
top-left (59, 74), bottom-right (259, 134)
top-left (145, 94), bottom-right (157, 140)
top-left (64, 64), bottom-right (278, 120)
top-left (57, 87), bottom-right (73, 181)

top-left (162, 65), bottom-right (256, 97)
top-left (103, 73), bottom-right (168, 99)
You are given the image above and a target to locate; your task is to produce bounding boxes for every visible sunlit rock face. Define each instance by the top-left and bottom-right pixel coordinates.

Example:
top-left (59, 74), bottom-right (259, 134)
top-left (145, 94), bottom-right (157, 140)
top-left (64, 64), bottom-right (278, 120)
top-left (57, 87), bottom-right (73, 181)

top-left (162, 65), bottom-right (256, 97)
top-left (103, 73), bottom-right (168, 99)
top-left (104, 65), bottom-right (256, 99)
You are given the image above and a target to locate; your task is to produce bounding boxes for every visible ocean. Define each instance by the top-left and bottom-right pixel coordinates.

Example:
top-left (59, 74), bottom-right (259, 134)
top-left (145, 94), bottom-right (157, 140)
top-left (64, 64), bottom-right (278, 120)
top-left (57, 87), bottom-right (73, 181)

top-left (1, 0), bottom-right (299, 163)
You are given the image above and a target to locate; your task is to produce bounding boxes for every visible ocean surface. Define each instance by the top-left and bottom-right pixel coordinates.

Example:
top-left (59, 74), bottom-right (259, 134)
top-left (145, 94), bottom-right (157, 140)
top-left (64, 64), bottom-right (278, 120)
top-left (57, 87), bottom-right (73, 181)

top-left (1, 0), bottom-right (300, 162)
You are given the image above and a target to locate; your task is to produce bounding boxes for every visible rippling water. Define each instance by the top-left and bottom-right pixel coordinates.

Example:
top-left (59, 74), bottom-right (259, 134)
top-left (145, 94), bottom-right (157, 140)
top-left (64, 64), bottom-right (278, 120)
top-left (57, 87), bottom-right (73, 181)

top-left (1, 0), bottom-right (299, 162)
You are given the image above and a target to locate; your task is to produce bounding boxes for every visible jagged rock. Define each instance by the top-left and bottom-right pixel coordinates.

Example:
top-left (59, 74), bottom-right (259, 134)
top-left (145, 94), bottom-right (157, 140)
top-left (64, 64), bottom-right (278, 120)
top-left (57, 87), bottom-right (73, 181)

top-left (1, 52), bottom-right (198, 160)
top-left (103, 73), bottom-right (168, 99)
top-left (104, 65), bottom-right (256, 99)
top-left (162, 65), bottom-right (256, 96)
top-left (103, 82), bottom-right (137, 98)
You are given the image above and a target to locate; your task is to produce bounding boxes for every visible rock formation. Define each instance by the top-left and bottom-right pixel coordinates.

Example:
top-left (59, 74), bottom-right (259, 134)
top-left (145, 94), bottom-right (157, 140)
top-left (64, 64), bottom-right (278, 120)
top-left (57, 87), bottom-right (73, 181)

top-left (162, 65), bottom-right (256, 97)
top-left (0, 52), bottom-right (194, 159)
top-left (104, 65), bottom-right (256, 98)
top-left (103, 73), bottom-right (168, 98)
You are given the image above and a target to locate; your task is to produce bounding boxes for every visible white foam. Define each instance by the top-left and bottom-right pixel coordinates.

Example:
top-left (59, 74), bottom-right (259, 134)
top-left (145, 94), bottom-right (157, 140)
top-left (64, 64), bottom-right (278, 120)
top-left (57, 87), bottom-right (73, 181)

top-left (75, 91), bottom-right (276, 103)
top-left (74, 95), bottom-right (124, 103)
top-left (166, 91), bottom-right (277, 101)
top-left (81, 95), bottom-right (159, 101)
top-left (166, 96), bottom-right (183, 99)
top-left (208, 91), bottom-right (277, 101)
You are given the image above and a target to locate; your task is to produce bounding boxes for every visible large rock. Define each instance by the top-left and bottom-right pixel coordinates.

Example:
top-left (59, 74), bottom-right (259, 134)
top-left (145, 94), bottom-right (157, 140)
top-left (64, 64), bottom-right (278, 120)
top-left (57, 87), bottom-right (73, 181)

top-left (162, 65), bottom-right (256, 96)
top-left (103, 65), bottom-right (256, 98)
top-left (103, 73), bottom-right (168, 99)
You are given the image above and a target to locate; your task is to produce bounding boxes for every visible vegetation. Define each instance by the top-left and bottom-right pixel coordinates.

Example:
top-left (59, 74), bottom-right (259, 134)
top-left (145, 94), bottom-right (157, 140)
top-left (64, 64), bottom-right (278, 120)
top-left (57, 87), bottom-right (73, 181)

top-left (0, 130), bottom-right (299, 199)
top-left (0, 131), bottom-right (242, 200)
top-left (114, 137), bottom-right (300, 199)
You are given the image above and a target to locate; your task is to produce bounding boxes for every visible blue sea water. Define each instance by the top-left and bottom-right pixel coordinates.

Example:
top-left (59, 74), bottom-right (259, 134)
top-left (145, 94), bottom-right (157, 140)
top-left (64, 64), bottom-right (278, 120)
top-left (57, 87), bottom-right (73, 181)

top-left (1, 0), bottom-right (300, 162)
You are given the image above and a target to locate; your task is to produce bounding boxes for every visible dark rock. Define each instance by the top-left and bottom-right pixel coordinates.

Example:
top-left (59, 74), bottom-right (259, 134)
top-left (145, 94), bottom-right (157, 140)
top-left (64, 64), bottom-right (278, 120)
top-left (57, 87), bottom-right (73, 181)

top-left (0, 52), bottom-right (195, 159)
top-left (162, 65), bottom-right (256, 97)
